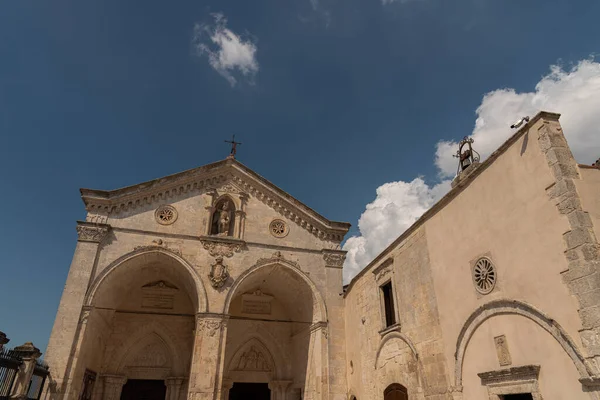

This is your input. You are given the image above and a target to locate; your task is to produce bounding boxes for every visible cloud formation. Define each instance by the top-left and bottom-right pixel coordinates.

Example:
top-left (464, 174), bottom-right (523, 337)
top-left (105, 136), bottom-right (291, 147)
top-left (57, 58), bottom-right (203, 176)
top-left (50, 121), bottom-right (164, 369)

top-left (436, 60), bottom-right (600, 177)
top-left (193, 13), bottom-right (259, 86)
top-left (343, 59), bottom-right (600, 283)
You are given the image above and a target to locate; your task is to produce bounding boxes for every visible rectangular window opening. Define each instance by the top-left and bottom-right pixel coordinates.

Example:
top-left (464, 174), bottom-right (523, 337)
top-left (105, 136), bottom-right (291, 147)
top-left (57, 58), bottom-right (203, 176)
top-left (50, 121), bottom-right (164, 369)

top-left (381, 281), bottom-right (396, 327)
top-left (501, 394), bottom-right (534, 400)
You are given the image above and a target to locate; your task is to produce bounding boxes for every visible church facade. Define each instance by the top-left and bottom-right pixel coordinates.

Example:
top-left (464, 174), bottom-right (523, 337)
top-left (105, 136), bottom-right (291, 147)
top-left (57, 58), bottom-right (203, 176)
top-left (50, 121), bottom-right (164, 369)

top-left (44, 112), bottom-right (600, 400)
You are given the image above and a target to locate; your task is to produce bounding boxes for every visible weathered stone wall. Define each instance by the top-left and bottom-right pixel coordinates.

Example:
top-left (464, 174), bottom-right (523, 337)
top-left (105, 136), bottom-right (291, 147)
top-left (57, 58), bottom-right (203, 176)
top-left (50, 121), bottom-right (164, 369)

top-left (44, 164), bottom-right (348, 400)
top-left (344, 113), bottom-right (598, 399)
top-left (344, 228), bottom-right (448, 400)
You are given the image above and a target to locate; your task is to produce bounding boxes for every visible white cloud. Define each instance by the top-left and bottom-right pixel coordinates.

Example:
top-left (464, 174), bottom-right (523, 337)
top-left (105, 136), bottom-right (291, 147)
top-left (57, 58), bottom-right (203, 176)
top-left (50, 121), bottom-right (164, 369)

top-left (343, 178), bottom-right (450, 283)
top-left (436, 59), bottom-right (600, 177)
top-left (343, 59), bottom-right (600, 283)
top-left (192, 13), bottom-right (259, 86)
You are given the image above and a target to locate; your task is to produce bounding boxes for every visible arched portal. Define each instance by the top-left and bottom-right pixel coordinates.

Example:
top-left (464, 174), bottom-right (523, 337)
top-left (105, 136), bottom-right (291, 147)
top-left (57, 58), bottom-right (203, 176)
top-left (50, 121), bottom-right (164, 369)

top-left (72, 249), bottom-right (206, 400)
top-left (222, 258), bottom-right (327, 400)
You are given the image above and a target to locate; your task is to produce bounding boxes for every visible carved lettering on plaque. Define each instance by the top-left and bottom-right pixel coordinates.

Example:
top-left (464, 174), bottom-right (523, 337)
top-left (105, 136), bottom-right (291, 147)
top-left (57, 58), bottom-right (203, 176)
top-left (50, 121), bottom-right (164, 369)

top-left (141, 281), bottom-right (178, 310)
top-left (494, 335), bottom-right (512, 366)
top-left (242, 289), bottom-right (274, 315)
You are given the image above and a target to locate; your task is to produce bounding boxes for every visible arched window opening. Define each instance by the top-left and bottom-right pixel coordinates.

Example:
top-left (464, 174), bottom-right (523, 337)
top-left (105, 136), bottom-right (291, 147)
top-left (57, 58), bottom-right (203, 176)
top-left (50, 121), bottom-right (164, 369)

top-left (384, 383), bottom-right (408, 400)
top-left (210, 197), bottom-right (236, 236)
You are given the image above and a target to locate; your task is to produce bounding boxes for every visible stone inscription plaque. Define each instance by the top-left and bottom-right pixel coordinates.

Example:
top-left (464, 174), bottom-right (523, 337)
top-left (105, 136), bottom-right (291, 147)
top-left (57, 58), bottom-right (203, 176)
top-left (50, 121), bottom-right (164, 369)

top-left (494, 335), bottom-right (512, 366)
top-left (142, 293), bottom-right (175, 309)
top-left (242, 300), bottom-right (272, 315)
top-left (141, 281), bottom-right (178, 310)
top-left (242, 290), bottom-right (273, 315)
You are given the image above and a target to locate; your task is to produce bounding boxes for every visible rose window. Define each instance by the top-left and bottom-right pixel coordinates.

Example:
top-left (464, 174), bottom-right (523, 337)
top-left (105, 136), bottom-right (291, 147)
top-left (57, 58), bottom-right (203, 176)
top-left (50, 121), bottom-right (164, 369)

top-left (472, 257), bottom-right (496, 294)
top-left (269, 219), bottom-right (289, 238)
top-left (155, 205), bottom-right (178, 225)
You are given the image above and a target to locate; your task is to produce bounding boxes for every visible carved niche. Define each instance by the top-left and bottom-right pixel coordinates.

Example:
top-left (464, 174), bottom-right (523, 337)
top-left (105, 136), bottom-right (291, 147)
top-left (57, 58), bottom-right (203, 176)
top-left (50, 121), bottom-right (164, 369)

top-left (210, 197), bottom-right (236, 237)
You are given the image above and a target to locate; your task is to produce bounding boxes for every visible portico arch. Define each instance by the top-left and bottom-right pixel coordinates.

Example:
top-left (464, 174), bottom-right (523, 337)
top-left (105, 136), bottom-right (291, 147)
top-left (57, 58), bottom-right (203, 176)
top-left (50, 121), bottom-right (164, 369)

top-left (86, 247), bottom-right (208, 313)
top-left (221, 255), bottom-right (328, 400)
top-left (223, 255), bottom-right (327, 323)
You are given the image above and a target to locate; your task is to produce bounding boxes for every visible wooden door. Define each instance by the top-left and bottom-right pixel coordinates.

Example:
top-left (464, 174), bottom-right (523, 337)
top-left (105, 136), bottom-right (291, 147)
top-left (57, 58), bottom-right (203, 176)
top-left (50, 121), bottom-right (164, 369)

top-left (384, 383), bottom-right (408, 400)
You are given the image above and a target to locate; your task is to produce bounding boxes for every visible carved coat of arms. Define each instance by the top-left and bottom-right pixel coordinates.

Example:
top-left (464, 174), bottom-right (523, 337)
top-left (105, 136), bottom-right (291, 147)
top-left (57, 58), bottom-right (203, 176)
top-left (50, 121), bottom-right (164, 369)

top-left (209, 256), bottom-right (229, 288)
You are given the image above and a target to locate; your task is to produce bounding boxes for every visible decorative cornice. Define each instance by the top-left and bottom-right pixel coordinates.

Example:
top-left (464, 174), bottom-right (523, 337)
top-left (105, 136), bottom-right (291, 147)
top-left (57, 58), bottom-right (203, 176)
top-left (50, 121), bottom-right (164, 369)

top-left (256, 251), bottom-right (300, 270)
top-left (322, 250), bottom-right (346, 268)
top-left (76, 221), bottom-right (110, 243)
top-left (478, 365), bottom-right (540, 385)
top-left (201, 237), bottom-right (245, 258)
top-left (134, 239), bottom-right (182, 256)
top-left (80, 159), bottom-right (350, 242)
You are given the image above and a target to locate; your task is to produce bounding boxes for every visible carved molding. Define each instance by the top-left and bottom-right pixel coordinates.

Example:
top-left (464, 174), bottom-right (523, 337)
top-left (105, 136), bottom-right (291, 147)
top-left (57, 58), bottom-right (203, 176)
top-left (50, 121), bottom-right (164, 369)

top-left (134, 239), bottom-right (182, 256)
top-left (478, 365), bottom-right (540, 385)
top-left (196, 319), bottom-right (224, 337)
top-left (255, 251), bottom-right (300, 269)
top-left (208, 257), bottom-right (230, 289)
top-left (201, 239), bottom-right (244, 258)
top-left (76, 222), bottom-right (110, 243)
top-left (373, 258), bottom-right (394, 281)
top-left (322, 250), bottom-right (346, 268)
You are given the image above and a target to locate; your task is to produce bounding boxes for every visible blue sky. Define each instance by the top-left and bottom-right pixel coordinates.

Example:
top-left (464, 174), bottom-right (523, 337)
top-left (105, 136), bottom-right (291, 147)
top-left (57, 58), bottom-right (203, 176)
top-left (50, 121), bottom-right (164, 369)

top-left (1, 0), bottom-right (599, 353)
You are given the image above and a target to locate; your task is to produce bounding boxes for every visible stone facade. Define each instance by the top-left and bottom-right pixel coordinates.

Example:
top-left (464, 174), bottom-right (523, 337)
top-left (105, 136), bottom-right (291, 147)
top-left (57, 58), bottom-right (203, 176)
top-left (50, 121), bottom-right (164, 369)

top-left (44, 112), bottom-right (600, 400)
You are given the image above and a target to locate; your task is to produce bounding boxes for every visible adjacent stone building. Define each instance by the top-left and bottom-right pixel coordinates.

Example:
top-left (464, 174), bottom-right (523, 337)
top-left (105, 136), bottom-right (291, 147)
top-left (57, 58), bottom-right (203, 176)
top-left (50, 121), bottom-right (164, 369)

top-left (44, 112), bottom-right (600, 400)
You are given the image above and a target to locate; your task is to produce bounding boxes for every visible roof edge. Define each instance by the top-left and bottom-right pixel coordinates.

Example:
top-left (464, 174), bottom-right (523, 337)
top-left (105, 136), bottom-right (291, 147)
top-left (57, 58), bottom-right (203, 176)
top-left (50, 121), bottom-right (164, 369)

top-left (344, 110), bottom-right (560, 294)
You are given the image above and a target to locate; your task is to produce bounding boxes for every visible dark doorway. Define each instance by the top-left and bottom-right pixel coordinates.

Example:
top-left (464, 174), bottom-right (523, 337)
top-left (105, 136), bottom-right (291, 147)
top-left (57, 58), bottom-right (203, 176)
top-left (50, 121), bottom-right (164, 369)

top-left (384, 383), bottom-right (408, 400)
top-left (229, 382), bottom-right (270, 400)
top-left (120, 380), bottom-right (166, 400)
top-left (502, 395), bottom-right (534, 400)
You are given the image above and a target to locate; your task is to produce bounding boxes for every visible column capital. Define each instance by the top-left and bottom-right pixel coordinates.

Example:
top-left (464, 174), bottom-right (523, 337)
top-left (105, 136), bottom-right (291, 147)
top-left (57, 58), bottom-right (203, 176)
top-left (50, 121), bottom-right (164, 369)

top-left (76, 221), bottom-right (111, 243)
top-left (13, 342), bottom-right (42, 360)
top-left (268, 380), bottom-right (292, 391)
top-left (102, 374), bottom-right (127, 386)
top-left (166, 377), bottom-right (185, 386)
top-left (194, 314), bottom-right (229, 337)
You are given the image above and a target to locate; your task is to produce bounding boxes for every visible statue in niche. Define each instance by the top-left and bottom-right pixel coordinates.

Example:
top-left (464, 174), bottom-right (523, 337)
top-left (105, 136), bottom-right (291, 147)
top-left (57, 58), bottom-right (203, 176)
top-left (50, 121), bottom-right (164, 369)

top-left (210, 198), bottom-right (235, 236)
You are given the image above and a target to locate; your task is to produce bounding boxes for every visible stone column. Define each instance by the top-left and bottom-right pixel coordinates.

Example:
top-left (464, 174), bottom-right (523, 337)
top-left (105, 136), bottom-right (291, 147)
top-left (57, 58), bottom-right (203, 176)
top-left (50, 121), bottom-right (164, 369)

top-left (10, 342), bottom-right (42, 400)
top-left (187, 314), bottom-right (228, 400)
top-left (0, 331), bottom-right (9, 352)
top-left (166, 377), bottom-right (185, 400)
top-left (268, 380), bottom-right (292, 400)
top-left (323, 250), bottom-right (347, 400)
top-left (102, 375), bottom-right (127, 400)
top-left (221, 379), bottom-right (233, 400)
top-left (44, 222), bottom-right (110, 400)
top-left (306, 322), bottom-right (328, 400)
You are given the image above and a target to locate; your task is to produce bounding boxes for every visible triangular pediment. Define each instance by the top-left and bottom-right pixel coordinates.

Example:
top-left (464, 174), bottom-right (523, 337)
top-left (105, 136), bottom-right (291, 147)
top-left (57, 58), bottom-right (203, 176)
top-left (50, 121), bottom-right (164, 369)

top-left (80, 158), bottom-right (350, 242)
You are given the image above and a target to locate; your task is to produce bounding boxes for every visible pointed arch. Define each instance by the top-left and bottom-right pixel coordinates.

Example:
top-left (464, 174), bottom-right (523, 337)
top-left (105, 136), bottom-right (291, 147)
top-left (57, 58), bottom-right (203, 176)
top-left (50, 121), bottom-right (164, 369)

top-left (85, 247), bottom-right (208, 313)
top-left (223, 256), bottom-right (327, 323)
top-left (106, 320), bottom-right (188, 376)
top-left (227, 337), bottom-right (276, 374)
top-left (453, 299), bottom-right (594, 387)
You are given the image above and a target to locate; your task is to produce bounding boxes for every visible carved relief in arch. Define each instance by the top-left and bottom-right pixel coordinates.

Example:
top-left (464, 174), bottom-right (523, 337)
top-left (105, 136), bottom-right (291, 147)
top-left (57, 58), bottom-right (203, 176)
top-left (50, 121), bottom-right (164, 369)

top-left (227, 338), bottom-right (277, 379)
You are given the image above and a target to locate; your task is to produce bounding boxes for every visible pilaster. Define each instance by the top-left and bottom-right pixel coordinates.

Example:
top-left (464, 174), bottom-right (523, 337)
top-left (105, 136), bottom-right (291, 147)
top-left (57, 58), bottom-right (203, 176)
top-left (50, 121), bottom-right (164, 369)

top-left (538, 116), bottom-right (600, 378)
top-left (187, 314), bottom-right (229, 400)
top-left (44, 221), bottom-right (110, 399)
top-left (101, 375), bottom-right (127, 400)
top-left (166, 377), bottom-right (185, 400)
top-left (10, 342), bottom-right (42, 400)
